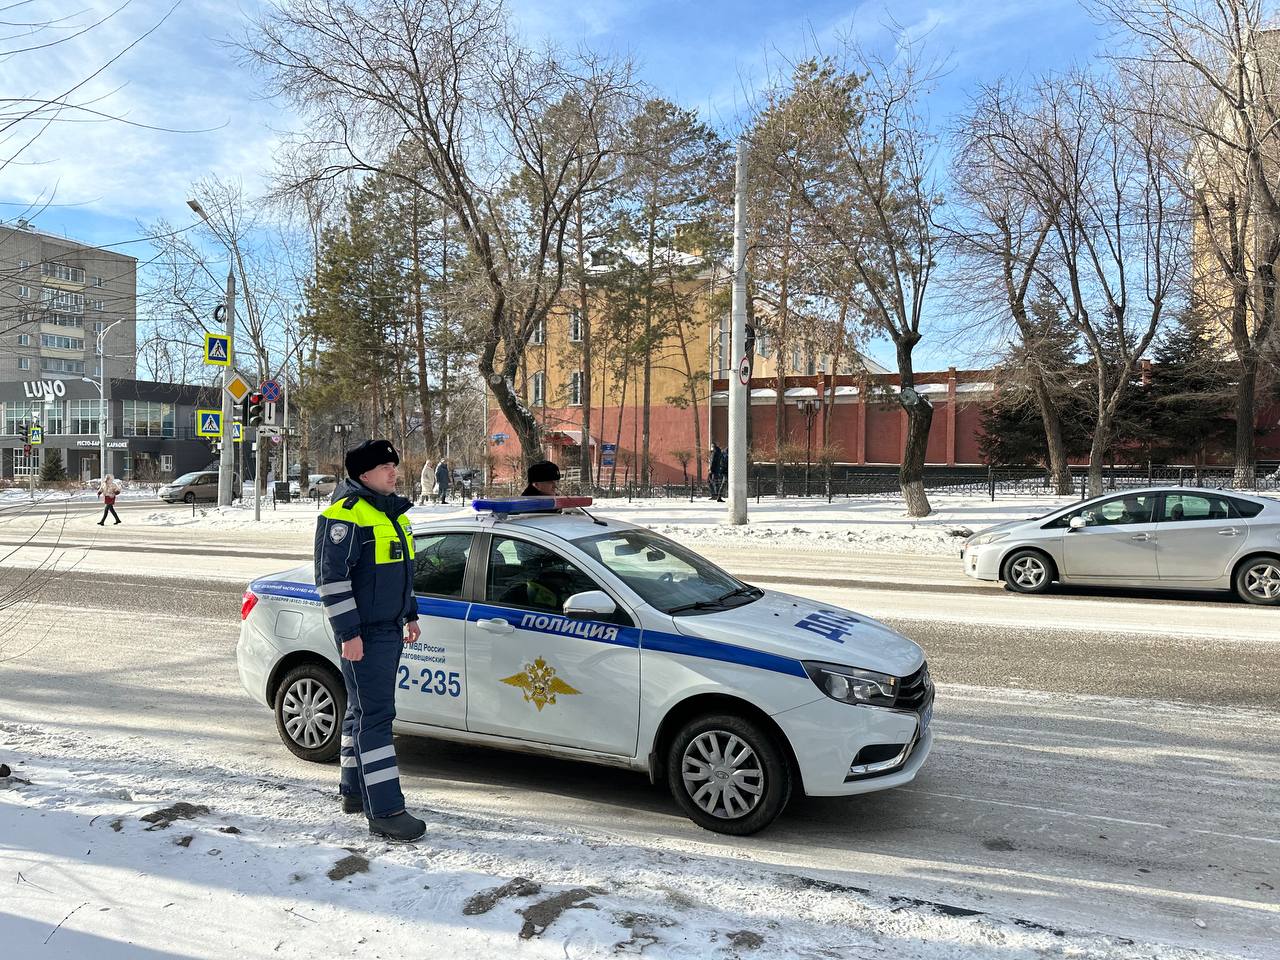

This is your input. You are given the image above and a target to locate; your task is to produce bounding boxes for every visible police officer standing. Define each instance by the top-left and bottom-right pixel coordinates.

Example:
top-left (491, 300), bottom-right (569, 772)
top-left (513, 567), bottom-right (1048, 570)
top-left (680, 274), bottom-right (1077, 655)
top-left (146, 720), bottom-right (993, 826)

top-left (315, 439), bottom-right (425, 842)
top-left (522, 460), bottom-right (560, 496)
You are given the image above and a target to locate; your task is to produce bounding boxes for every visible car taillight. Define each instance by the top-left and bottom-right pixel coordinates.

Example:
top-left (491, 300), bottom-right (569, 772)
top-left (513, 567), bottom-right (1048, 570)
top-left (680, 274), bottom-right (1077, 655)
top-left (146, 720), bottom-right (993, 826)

top-left (241, 591), bottom-right (259, 620)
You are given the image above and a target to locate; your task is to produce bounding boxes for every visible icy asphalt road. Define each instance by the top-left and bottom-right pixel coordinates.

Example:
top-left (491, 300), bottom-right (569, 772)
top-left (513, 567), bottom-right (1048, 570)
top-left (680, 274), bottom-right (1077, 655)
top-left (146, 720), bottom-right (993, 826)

top-left (1, 514), bottom-right (1277, 957)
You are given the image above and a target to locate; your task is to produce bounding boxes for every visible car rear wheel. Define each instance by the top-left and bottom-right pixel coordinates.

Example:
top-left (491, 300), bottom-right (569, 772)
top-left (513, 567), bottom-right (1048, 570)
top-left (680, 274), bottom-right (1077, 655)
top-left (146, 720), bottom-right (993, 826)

top-left (274, 662), bottom-right (345, 762)
top-left (1002, 549), bottom-right (1054, 594)
top-left (666, 713), bottom-right (791, 835)
top-left (1234, 555), bottom-right (1280, 605)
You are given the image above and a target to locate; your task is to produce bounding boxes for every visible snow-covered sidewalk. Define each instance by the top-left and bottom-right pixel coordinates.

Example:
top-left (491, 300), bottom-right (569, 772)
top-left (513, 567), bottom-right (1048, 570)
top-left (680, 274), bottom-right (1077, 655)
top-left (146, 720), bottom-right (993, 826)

top-left (132, 494), bottom-right (1073, 557)
top-left (1, 723), bottom-right (1220, 960)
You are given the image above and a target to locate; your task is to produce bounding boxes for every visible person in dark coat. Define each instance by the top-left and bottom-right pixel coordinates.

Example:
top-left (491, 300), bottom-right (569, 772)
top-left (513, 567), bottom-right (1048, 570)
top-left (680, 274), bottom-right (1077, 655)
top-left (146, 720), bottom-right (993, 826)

top-left (709, 444), bottom-right (728, 502)
top-left (434, 458), bottom-right (450, 504)
top-left (521, 460), bottom-right (560, 496)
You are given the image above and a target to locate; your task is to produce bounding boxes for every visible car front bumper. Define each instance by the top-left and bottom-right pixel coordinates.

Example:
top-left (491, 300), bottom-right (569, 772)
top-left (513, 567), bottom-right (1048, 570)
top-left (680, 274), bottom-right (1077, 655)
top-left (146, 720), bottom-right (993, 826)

top-left (770, 695), bottom-right (933, 796)
top-left (960, 543), bottom-right (1003, 581)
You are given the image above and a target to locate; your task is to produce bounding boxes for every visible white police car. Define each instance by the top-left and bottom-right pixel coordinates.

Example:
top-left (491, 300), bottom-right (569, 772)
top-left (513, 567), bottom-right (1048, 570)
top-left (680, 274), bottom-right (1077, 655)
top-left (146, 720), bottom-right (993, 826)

top-left (237, 497), bottom-right (933, 834)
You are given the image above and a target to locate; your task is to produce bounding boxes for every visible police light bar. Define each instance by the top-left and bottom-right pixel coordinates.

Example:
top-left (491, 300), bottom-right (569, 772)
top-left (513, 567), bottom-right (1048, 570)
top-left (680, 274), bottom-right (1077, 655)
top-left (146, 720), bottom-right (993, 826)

top-left (471, 496), bottom-right (594, 513)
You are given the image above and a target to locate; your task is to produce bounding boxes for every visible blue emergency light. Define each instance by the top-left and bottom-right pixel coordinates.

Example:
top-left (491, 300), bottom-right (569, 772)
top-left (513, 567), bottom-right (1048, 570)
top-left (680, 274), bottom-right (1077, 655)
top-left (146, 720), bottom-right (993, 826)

top-left (471, 496), bottom-right (594, 513)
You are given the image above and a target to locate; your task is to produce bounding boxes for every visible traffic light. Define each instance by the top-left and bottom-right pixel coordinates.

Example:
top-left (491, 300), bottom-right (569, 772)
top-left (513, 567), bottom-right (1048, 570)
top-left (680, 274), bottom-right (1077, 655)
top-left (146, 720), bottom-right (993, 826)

top-left (247, 393), bottom-right (265, 428)
top-left (18, 419), bottom-right (28, 443)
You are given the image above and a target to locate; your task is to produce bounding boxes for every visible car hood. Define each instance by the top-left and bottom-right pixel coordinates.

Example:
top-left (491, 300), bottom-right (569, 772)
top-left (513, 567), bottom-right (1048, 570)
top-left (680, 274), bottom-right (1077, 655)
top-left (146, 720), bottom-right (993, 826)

top-left (968, 517), bottom-right (1040, 541)
top-left (670, 590), bottom-right (923, 677)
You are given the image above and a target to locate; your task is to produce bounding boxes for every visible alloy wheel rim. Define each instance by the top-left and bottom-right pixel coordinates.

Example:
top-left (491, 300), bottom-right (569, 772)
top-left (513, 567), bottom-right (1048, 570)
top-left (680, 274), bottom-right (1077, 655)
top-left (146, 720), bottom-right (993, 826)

top-left (282, 678), bottom-right (336, 748)
top-left (1011, 556), bottom-right (1046, 588)
top-left (1245, 563), bottom-right (1280, 601)
top-left (681, 730), bottom-right (765, 819)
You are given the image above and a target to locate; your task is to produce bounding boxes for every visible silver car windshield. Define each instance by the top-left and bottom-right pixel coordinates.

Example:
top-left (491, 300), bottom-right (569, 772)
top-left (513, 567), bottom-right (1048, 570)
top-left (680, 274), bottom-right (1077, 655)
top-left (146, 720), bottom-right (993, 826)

top-left (573, 529), bottom-right (758, 615)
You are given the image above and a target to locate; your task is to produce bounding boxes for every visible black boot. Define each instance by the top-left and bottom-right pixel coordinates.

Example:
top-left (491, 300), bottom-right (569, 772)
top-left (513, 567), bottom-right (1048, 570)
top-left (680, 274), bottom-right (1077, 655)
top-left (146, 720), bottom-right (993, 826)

top-left (368, 810), bottom-right (426, 842)
top-left (340, 794), bottom-right (363, 815)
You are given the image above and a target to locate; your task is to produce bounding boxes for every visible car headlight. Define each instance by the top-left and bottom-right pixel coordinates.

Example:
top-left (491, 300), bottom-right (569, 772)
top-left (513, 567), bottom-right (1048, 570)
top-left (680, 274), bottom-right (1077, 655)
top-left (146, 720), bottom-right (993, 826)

top-left (803, 662), bottom-right (898, 707)
top-left (967, 531), bottom-right (1009, 548)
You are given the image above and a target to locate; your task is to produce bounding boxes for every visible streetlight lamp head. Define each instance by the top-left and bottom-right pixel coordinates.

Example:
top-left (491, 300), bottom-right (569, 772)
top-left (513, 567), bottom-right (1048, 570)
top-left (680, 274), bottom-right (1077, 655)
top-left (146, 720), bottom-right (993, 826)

top-left (187, 199), bottom-right (206, 217)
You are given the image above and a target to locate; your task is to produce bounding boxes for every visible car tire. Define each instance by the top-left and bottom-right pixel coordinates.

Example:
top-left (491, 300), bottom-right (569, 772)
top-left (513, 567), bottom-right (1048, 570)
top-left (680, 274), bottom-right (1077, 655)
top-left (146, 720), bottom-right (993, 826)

top-left (666, 713), bottom-right (792, 835)
top-left (273, 662), bottom-right (345, 763)
top-left (1002, 549), bottom-right (1054, 594)
top-left (1234, 555), bottom-right (1280, 605)
top-left (183, 492), bottom-right (195, 504)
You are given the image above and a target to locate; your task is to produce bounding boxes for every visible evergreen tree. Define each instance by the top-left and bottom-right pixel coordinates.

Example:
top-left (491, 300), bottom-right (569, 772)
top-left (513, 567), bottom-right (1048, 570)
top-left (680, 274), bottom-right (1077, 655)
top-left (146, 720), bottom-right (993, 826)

top-left (40, 448), bottom-right (67, 482)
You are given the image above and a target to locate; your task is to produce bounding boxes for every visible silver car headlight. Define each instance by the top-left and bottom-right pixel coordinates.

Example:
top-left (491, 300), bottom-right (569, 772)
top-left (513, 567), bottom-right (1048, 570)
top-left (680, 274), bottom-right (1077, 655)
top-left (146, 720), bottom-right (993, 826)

top-left (803, 662), bottom-right (898, 707)
top-left (967, 531), bottom-right (1009, 548)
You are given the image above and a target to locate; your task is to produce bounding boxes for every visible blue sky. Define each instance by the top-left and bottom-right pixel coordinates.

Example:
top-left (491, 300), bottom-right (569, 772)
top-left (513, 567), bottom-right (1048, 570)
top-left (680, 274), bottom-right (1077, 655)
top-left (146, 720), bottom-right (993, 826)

top-left (2, 0), bottom-right (1108, 367)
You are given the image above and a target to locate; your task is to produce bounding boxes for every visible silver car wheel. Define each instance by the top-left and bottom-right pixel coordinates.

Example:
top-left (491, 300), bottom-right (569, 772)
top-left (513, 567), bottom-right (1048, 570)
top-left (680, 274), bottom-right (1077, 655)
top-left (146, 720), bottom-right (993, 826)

top-left (281, 677), bottom-right (337, 749)
top-left (1244, 562), bottom-right (1280, 601)
top-left (1010, 555), bottom-right (1047, 589)
top-left (681, 730), bottom-right (765, 820)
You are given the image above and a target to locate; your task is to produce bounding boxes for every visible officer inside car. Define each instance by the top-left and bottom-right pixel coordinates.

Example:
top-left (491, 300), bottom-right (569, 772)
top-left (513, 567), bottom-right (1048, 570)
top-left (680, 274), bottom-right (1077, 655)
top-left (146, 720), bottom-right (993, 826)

top-left (314, 439), bottom-right (425, 842)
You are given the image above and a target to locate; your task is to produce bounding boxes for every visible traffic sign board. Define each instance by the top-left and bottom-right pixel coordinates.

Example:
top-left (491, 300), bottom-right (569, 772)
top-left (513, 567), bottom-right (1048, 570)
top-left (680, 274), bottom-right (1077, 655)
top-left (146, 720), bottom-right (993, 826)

top-left (260, 379), bottom-right (282, 402)
top-left (233, 422), bottom-right (244, 443)
top-left (737, 355), bottom-right (751, 386)
top-left (196, 409), bottom-right (223, 437)
top-left (225, 372), bottom-right (252, 403)
top-left (23, 443), bottom-right (31, 455)
top-left (28, 426), bottom-right (43, 445)
top-left (204, 333), bottom-right (231, 366)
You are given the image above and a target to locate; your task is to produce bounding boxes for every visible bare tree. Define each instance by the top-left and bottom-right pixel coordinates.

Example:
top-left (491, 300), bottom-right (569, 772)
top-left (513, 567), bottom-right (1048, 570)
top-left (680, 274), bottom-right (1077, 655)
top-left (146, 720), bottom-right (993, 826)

top-left (244, 0), bottom-right (635, 467)
top-left (1094, 0), bottom-right (1280, 482)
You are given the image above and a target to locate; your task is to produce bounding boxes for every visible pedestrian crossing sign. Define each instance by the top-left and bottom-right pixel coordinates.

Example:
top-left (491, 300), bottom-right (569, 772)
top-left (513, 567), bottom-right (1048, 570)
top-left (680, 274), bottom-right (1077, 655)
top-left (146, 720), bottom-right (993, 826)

top-left (233, 422), bottom-right (243, 443)
top-left (29, 426), bottom-right (43, 445)
top-left (196, 409), bottom-right (223, 437)
top-left (204, 333), bottom-right (231, 366)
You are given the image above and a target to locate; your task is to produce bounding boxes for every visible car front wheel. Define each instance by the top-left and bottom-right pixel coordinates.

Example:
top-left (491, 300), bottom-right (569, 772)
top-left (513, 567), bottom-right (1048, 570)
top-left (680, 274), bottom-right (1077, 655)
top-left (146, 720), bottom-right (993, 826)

top-left (183, 492), bottom-right (195, 504)
top-left (666, 713), bottom-right (791, 835)
top-left (274, 662), bottom-right (345, 762)
top-left (1002, 549), bottom-right (1054, 594)
top-left (1235, 555), bottom-right (1280, 605)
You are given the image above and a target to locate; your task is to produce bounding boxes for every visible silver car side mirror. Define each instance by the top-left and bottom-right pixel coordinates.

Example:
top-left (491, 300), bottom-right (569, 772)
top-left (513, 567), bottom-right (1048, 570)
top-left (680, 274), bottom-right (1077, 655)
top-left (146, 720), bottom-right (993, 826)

top-left (1069, 515), bottom-right (1087, 531)
top-left (563, 590), bottom-right (617, 618)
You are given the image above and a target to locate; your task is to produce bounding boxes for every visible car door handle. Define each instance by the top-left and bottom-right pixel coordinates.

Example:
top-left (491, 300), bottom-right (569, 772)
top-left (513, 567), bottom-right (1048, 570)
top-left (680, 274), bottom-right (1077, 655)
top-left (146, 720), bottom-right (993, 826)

top-left (1217, 527), bottom-right (1241, 536)
top-left (476, 617), bottom-right (514, 634)
top-left (1130, 533), bottom-right (1152, 541)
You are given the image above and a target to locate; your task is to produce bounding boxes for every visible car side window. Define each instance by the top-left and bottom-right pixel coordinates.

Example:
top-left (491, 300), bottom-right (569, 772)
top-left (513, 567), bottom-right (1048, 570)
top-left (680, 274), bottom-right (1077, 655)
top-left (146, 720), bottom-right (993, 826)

top-left (1069, 493), bottom-right (1159, 527)
top-left (1226, 496), bottom-right (1264, 519)
top-left (486, 536), bottom-right (621, 621)
top-left (1160, 493), bottom-right (1234, 523)
top-left (413, 533), bottom-right (472, 598)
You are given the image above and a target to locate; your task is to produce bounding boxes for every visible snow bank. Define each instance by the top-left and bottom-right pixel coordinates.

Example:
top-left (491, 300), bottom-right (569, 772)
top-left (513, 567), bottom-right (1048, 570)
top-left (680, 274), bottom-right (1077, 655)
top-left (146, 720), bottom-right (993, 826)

top-left (1, 723), bottom-right (1212, 960)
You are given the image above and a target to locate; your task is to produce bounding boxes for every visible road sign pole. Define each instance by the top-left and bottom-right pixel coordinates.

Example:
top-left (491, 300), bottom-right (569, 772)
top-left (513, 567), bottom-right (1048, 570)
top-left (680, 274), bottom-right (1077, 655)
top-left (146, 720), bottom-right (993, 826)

top-left (219, 270), bottom-right (236, 507)
top-left (728, 138), bottom-right (750, 525)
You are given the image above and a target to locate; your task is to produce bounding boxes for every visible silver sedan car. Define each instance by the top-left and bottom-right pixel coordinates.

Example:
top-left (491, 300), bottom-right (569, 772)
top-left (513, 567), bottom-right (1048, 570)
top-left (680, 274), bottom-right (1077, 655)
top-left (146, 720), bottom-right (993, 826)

top-left (961, 487), bottom-right (1280, 604)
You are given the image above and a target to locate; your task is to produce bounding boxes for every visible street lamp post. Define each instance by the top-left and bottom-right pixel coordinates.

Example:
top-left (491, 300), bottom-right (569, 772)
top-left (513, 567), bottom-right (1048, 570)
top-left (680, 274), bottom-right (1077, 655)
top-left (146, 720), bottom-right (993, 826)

top-left (82, 318), bottom-right (124, 481)
top-left (187, 198), bottom-right (238, 508)
top-left (796, 397), bottom-right (820, 497)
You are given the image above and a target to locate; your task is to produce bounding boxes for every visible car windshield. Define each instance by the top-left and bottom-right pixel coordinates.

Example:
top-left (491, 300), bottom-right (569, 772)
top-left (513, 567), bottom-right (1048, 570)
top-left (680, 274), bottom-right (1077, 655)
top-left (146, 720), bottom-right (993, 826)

top-left (573, 528), bottom-right (760, 615)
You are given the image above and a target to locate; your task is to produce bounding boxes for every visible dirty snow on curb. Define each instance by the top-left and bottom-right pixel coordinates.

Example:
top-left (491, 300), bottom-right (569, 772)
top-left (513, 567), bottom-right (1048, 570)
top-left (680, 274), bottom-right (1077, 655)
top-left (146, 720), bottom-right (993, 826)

top-left (0, 723), bottom-right (1225, 960)
top-left (134, 495), bottom-right (1071, 557)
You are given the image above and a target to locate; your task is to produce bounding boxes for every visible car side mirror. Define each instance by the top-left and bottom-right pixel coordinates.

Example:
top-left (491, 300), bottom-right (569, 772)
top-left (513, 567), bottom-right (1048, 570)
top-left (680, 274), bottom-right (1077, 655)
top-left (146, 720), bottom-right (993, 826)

top-left (1069, 515), bottom-right (1087, 531)
top-left (563, 590), bottom-right (616, 618)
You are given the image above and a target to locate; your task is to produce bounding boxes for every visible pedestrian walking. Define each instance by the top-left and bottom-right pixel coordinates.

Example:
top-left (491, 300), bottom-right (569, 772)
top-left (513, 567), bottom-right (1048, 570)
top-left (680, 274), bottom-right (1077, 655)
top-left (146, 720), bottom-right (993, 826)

top-left (315, 438), bottom-right (426, 843)
top-left (97, 474), bottom-right (122, 525)
top-left (709, 444), bottom-right (728, 502)
top-left (435, 457), bottom-right (450, 504)
top-left (418, 460), bottom-right (433, 505)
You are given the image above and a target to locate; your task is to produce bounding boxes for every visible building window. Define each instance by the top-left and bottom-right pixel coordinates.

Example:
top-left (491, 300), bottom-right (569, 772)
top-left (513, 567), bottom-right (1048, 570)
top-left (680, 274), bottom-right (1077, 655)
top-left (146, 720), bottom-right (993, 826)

top-left (121, 400), bottom-right (175, 438)
top-left (69, 399), bottom-right (103, 435)
top-left (18, 358), bottom-right (29, 370)
top-left (5, 401), bottom-right (39, 436)
top-left (35, 401), bottom-right (65, 435)
top-left (41, 333), bottom-right (85, 351)
top-left (92, 276), bottom-right (104, 287)
top-left (17, 334), bottom-right (29, 346)
top-left (13, 447), bottom-right (41, 477)
top-left (757, 333), bottom-right (771, 359)
top-left (805, 352), bottom-right (817, 377)
top-left (41, 261), bottom-right (86, 284)
top-left (40, 357), bottom-right (85, 374)
top-left (160, 454), bottom-right (174, 474)
top-left (17, 285), bottom-right (31, 299)
top-left (569, 370), bottom-right (584, 406)
top-left (18, 259), bottom-right (29, 270)
top-left (47, 314), bottom-right (82, 328)
top-left (531, 371), bottom-right (546, 406)
top-left (89, 299), bottom-right (105, 311)
top-left (41, 288), bottom-right (84, 313)
top-left (530, 318), bottom-right (545, 346)
top-left (568, 309), bottom-right (582, 343)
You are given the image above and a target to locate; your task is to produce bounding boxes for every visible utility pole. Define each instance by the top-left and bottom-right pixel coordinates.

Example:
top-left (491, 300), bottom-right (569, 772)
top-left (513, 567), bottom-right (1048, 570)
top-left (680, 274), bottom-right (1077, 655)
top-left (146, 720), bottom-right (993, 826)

top-left (728, 139), bottom-right (749, 525)
top-left (219, 271), bottom-right (236, 507)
